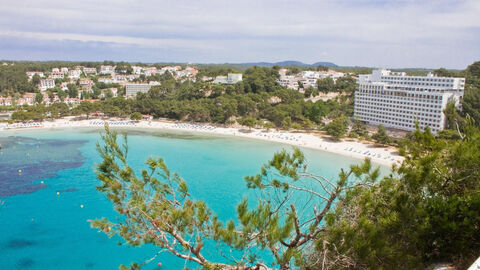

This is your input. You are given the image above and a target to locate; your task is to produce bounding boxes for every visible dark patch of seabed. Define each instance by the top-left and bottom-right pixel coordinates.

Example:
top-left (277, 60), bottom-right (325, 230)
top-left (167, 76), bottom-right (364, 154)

top-left (97, 128), bottom-right (219, 141)
top-left (4, 238), bottom-right (37, 249)
top-left (16, 258), bottom-right (35, 269)
top-left (0, 136), bottom-right (87, 197)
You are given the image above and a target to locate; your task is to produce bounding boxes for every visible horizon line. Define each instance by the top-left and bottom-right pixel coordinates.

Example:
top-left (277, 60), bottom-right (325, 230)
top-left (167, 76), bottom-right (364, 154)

top-left (1, 58), bottom-right (468, 71)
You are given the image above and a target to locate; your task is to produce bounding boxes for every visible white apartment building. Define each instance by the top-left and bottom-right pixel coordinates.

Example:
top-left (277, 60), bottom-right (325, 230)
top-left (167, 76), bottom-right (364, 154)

top-left (298, 77), bottom-right (318, 89)
top-left (0, 96), bottom-right (13, 106)
top-left (132, 66), bottom-right (143, 75)
top-left (159, 66), bottom-right (176, 75)
top-left (126, 84), bottom-right (154, 97)
top-left (26, 71), bottom-right (45, 79)
top-left (213, 73), bottom-right (243, 84)
top-left (98, 77), bottom-right (115, 84)
top-left (114, 74), bottom-right (128, 82)
top-left (278, 75), bottom-right (298, 90)
top-left (83, 67), bottom-right (97, 75)
top-left (301, 71), bottom-right (320, 79)
top-left (38, 79), bottom-right (56, 91)
top-left (227, 73), bottom-right (242, 84)
top-left (79, 79), bottom-right (94, 87)
top-left (17, 93), bottom-right (36, 106)
top-left (325, 70), bottom-right (345, 80)
top-left (176, 66), bottom-right (198, 79)
top-left (201, 76), bottom-right (214, 82)
top-left (213, 76), bottom-right (227, 84)
top-left (127, 74), bottom-right (140, 81)
top-left (68, 69), bottom-right (82, 79)
top-left (144, 67), bottom-right (158, 77)
top-left (354, 69), bottom-right (465, 134)
top-left (50, 72), bottom-right (64, 79)
top-left (277, 69), bottom-right (344, 90)
top-left (100, 65), bottom-right (115, 74)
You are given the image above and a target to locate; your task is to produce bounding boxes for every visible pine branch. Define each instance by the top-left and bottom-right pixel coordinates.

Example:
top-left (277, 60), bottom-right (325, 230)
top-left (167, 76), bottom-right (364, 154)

top-left (298, 172), bottom-right (335, 193)
top-left (287, 184), bottom-right (330, 201)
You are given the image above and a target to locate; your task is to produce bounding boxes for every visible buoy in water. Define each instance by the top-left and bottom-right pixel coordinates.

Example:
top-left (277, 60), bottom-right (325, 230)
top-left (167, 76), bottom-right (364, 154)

top-left (41, 181), bottom-right (44, 184)
top-left (80, 204), bottom-right (84, 208)
top-left (18, 169), bottom-right (22, 174)
top-left (157, 262), bottom-right (162, 267)
top-left (56, 192), bottom-right (60, 196)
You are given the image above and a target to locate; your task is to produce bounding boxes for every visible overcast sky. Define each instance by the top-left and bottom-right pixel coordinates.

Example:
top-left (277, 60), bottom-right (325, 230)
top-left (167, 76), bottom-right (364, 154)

top-left (0, 0), bottom-right (479, 69)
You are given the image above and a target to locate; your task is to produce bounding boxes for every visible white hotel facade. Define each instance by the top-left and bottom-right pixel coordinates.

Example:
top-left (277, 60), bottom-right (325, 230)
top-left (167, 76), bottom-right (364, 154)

top-left (126, 84), bottom-right (154, 97)
top-left (354, 69), bottom-right (465, 133)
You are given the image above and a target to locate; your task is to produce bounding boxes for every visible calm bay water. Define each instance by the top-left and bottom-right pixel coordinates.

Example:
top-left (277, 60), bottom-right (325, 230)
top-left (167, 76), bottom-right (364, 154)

top-left (0, 127), bottom-right (381, 269)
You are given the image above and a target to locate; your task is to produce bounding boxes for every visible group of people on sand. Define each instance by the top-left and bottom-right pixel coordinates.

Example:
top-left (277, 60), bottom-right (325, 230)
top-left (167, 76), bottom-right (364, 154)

top-left (344, 147), bottom-right (398, 162)
top-left (1, 122), bottom-right (43, 130)
top-left (89, 121), bottom-right (136, 126)
top-left (171, 123), bottom-right (217, 131)
top-left (252, 131), bottom-right (302, 142)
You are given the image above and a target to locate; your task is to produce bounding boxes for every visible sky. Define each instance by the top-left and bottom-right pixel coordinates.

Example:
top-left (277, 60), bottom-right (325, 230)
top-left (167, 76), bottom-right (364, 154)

top-left (0, 0), bottom-right (479, 69)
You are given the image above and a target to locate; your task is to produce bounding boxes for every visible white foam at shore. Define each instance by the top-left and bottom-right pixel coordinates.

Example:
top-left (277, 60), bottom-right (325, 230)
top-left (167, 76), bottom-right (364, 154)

top-left (0, 118), bottom-right (403, 167)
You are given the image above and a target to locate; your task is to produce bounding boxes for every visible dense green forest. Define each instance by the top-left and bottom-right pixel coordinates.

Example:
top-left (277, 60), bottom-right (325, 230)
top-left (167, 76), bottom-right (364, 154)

top-left (0, 65), bottom-right (37, 95)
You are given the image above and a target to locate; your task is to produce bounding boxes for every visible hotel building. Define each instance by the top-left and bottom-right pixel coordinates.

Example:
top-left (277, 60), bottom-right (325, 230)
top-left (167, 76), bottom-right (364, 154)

top-left (354, 69), bottom-right (465, 133)
top-left (38, 79), bottom-right (56, 91)
top-left (126, 84), bottom-right (154, 97)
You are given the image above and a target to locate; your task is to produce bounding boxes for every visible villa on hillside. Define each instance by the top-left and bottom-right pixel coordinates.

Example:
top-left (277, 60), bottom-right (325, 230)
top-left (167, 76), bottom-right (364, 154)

top-left (26, 71), bottom-right (45, 79)
top-left (83, 67), bottom-right (97, 75)
top-left (277, 68), bottom-right (345, 90)
top-left (50, 72), bottom-right (64, 79)
top-left (68, 69), bottom-right (82, 79)
top-left (100, 65), bottom-right (115, 75)
top-left (0, 96), bottom-right (13, 106)
top-left (213, 73), bottom-right (243, 84)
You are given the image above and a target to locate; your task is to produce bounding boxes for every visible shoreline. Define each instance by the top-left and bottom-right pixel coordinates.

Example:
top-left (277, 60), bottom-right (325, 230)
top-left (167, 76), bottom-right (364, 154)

top-left (0, 118), bottom-right (403, 167)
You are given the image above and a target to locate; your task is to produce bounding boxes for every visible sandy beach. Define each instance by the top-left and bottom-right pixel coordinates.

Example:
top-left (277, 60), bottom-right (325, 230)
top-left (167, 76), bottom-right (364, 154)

top-left (0, 118), bottom-right (403, 167)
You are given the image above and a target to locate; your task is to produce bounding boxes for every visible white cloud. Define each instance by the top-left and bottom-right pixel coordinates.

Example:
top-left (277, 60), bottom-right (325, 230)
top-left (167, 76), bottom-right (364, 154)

top-left (0, 30), bottom-right (218, 50)
top-left (0, 0), bottom-right (478, 68)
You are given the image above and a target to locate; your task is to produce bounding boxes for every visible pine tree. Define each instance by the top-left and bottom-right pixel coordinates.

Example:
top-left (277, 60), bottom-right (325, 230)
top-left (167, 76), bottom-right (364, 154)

top-left (371, 125), bottom-right (391, 145)
top-left (316, 120), bottom-right (480, 269)
top-left (91, 125), bottom-right (377, 270)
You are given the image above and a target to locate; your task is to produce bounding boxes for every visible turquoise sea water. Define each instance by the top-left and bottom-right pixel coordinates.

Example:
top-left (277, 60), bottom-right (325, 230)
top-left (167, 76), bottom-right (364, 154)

top-left (0, 127), bottom-right (383, 269)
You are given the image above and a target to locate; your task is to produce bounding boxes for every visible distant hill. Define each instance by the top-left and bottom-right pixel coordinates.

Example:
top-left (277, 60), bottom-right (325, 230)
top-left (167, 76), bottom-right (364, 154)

top-left (233, 60), bottom-right (338, 67)
top-left (312, 61), bottom-right (338, 67)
